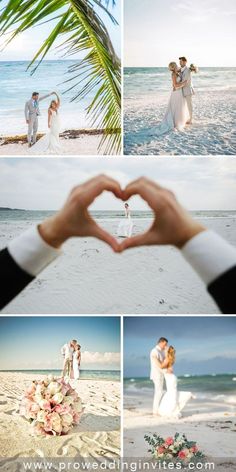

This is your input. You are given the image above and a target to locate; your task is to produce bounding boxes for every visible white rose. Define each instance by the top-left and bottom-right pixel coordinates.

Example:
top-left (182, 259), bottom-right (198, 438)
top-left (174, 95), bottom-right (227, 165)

top-left (52, 393), bottom-right (64, 404)
top-left (37, 410), bottom-right (48, 423)
top-left (63, 396), bottom-right (74, 405)
top-left (51, 412), bottom-right (62, 433)
top-left (61, 413), bottom-right (73, 427)
top-left (35, 393), bottom-right (43, 404)
top-left (73, 399), bottom-right (83, 413)
top-left (47, 382), bottom-right (61, 395)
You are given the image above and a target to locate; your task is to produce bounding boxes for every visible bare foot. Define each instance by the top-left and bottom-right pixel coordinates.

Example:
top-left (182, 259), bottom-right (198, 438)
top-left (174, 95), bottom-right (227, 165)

top-left (186, 120), bottom-right (192, 125)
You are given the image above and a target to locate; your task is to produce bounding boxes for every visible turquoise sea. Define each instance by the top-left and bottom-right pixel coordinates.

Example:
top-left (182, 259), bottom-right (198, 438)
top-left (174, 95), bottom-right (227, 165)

top-left (124, 67), bottom-right (236, 155)
top-left (124, 374), bottom-right (236, 404)
top-left (0, 60), bottom-right (94, 136)
top-left (0, 369), bottom-right (120, 382)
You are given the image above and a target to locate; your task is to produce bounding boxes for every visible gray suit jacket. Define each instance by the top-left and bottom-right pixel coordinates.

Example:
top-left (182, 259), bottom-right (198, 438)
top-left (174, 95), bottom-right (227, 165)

top-left (181, 67), bottom-right (194, 97)
top-left (24, 93), bottom-right (51, 121)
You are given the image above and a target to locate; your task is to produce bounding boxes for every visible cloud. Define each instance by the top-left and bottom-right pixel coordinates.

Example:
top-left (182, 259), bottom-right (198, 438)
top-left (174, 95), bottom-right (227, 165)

top-left (0, 157), bottom-right (236, 211)
top-left (82, 351), bottom-right (120, 366)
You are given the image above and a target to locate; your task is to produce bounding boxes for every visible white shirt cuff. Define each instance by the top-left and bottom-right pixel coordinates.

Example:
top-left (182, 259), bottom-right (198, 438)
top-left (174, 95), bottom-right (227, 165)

top-left (182, 230), bottom-right (236, 285)
top-left (8, 226), bottom-right (61, 277)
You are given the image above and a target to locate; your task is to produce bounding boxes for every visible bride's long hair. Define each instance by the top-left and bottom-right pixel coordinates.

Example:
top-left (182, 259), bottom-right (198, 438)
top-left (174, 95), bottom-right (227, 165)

top-left (49, 100), bottom-right (58, 113)
top-left (168, 62), bottom-right (178, 73)
top-left (167, 346), bottom-right (176, 366)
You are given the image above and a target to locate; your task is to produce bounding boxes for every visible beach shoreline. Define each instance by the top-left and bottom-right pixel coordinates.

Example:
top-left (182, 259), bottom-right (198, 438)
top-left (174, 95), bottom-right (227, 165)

top-left (0, 129), bottom-right (120, 156)
top-left (0, 372), bottom-right (120, 461)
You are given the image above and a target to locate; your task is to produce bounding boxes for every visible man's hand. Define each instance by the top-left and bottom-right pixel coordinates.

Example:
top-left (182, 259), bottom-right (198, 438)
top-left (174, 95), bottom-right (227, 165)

top-left (38, 175), bottom-right (123, 252)
top-left (120, 178), bottom-right (205, 251)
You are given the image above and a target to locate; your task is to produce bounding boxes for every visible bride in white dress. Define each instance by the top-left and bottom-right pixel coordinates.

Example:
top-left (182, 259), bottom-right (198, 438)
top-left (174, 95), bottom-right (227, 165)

top-left (30, 92), bottom-right (62, 154)
top-left (117, 203), bottom-right (134, 238)
top-left (72, 344), bottom-right (81, 381)
top-left (154, 62), bottom-right (190, 136)
top-left (158, 346), bottom-right (193, 418)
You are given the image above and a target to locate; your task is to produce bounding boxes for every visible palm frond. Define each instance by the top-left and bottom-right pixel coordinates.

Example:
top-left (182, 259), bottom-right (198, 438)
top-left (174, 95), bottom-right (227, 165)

top-left (0, 0), bottom-right (121, 154)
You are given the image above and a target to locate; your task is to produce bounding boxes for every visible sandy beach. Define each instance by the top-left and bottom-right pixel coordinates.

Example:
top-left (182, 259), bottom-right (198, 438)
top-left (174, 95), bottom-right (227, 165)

top-left (0, 215), bottom-right (235, 314)
top-left (124, 68), bottom-right (236, 155)
top-left (124, 389), bottom-right (236, 468)
top-left (0, 130), bottom-right (119, 156)
top-left (0, 372), bottom-right (120, 465)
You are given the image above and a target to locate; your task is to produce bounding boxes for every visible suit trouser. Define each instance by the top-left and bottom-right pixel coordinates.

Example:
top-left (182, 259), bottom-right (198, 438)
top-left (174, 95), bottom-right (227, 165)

top-left (62, 358), bottom-right (72, 377)
top-left (28, 116), bottom-right (38, 144)
top-left (152, 375), bottom-right (164, 414)
top-left (185, 95), bottom-right (193, 120)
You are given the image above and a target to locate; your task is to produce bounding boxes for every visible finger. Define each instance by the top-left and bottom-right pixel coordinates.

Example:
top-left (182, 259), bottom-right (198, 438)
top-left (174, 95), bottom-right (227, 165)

top-left (92, 222), bottom-right (120, 253)
top-left (87, 175), bottom-right (123, 201)
top-left (123, 181), bottom-right (162, 212)
top-left (123, 177), bottom-right (163, 200)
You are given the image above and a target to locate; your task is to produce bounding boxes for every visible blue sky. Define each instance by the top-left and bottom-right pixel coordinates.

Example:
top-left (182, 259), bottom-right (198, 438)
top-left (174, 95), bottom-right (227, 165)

top-left (124, 317), bottom-right (236, 377)
top-left (124, 0), bottom-right (236, 66)
top-left (0, 157), bottom-right (236, 211)
top-left (0, 0), bottom-right (120, 61)
top-left (0, 316), bottom-right (120, 370)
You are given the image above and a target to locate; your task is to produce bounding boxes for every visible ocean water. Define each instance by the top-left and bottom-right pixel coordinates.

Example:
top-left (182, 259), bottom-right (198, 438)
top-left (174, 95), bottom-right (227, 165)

top-left (0, 369), bottom-right (120, 382)
top-left (1, 209), bottom-right (236, 222)
top-left (124, 67), bottom-right (236, 155)
top-left (0, 61), bottom-right (95, 136)
top-left (124, 374), bottom-right (236, 404)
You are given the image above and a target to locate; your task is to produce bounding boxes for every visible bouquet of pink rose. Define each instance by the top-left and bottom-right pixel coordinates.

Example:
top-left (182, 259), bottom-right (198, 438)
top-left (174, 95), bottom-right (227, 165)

top-left (145, 432), bottom-right (205, 466)
top-left (20, 375), bottom-right (83, 436)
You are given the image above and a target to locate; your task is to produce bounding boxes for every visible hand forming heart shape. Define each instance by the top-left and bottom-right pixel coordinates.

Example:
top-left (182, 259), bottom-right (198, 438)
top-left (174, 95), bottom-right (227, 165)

top-left (39, 175), bottom-right (205, 252)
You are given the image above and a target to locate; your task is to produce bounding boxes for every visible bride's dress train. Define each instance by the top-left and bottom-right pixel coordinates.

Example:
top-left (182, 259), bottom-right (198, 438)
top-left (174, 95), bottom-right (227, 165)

top-left (158, 373), bottom-right (193, 418)
top-left (117, 212), bottom-right (133, 237)
top-left (129, 78), bottom-right (190, 145)
top-left (30, 110), bottom-right (62, 154)
top-left (155, 83), bottom-right (190, 136)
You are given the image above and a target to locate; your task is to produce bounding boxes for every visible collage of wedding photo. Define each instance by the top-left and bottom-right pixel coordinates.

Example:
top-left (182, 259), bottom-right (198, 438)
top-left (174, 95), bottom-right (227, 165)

top-left (0, 0), bottom-right (236, 471)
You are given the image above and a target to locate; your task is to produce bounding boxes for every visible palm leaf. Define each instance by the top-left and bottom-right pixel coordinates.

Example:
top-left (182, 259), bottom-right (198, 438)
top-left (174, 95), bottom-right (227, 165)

top-left (0, 0), bottom-right (121, 154)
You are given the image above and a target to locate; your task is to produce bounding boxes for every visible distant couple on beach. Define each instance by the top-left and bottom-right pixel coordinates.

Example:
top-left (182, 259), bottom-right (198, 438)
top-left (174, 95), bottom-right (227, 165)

top-left (61, 339), bottom-right (81, 381)
top-left (153, 57), bottom-right (198, 137)
top-left (117, 203), bottom-right (134, 238)
top-left (150, 337), bottom-right (193, 418)
top-left (24, 91), bottom-right (61, 154)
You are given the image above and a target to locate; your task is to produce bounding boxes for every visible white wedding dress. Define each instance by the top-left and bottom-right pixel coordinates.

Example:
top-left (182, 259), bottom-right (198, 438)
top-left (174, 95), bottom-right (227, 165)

top-left (154, 77), bottom-right (189, 136)
top-left (72, 352), bottom-right (80, 380)
top-left (117, 208), bottom-right (134, 237)
top-left (30, 110), bottom-right (62, 154)
top-left (158, 372), bottom-right (193, 418)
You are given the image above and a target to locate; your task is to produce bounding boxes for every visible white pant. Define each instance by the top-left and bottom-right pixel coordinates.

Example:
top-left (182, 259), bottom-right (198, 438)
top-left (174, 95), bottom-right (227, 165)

top-left (28, 116), bottom-right (38, 144)
top-left (152, 375), bottom-right (164, 414)
top-left (185, 95), bottom-right (193, 120)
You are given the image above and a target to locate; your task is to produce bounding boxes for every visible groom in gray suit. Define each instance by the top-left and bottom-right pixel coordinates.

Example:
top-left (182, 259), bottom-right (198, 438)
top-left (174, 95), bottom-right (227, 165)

top-left (25, 91), bottom-right (53, 147)
top-left (179, 57), bottom-right (194, 124)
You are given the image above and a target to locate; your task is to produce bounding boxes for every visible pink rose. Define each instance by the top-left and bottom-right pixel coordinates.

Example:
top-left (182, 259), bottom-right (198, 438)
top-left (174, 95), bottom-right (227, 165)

top-left (54, 403), bottom-right (70, 415)
top-left (190, 445), bottom-right (198, 453)
top-left (178, 450), bottom-right (187, 459)
top-left (165, 437), bottom-right (174, 446)
top-left (158, 446), bottom-right (165, 454)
